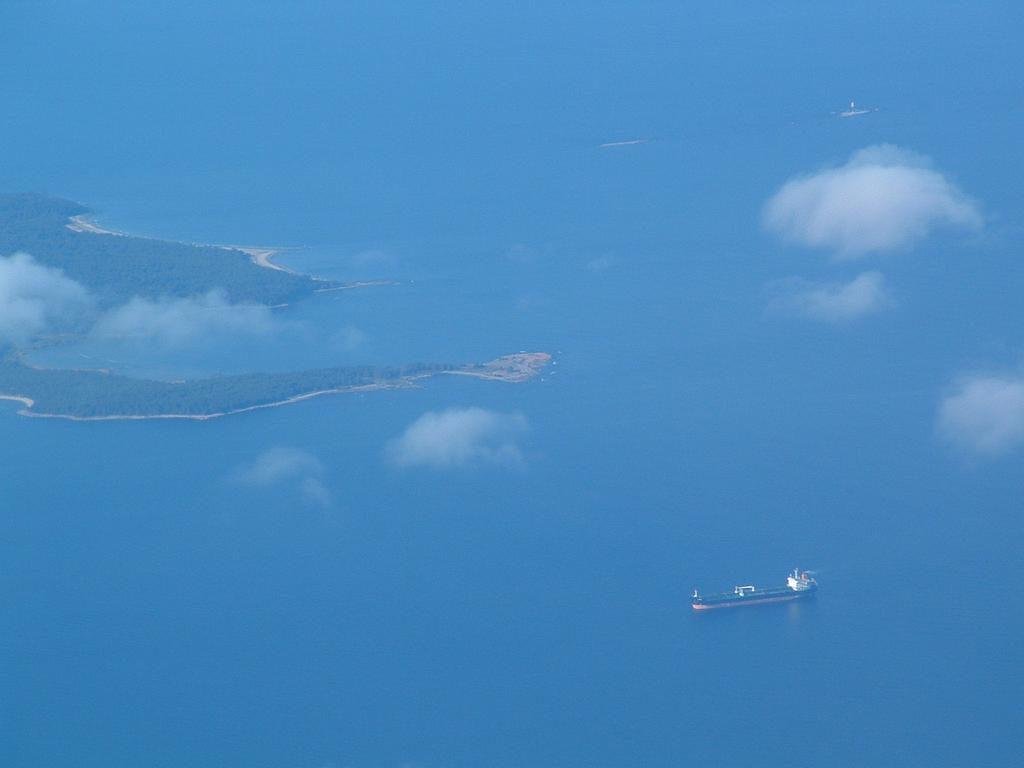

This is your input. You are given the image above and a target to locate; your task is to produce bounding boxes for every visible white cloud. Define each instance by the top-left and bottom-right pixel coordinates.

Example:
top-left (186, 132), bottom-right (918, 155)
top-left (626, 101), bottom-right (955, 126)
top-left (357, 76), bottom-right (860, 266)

top-left (0, 252), bottom-right (92, 344)
top-left (330, 325), bottom-right (367, 352)
top-left (92, 289), bottom-right (276, 347)
top-left (768, 271), bottom-right (891, 322)
top-left (938, 374), bottom-right (1024, 455)
top-left (763, 145), bottom-right (981, 258)
top-left (232, 446), bottom-right (332, 506)
top-left (297, 476), bottom-right (332, 507)
top-left (387, 407), bottom-right (529, 469)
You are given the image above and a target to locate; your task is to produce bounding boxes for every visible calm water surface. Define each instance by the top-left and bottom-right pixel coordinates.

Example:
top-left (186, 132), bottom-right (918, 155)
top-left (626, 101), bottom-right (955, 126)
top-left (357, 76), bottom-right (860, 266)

top-left (1, 2), bottom-right (1022, 765)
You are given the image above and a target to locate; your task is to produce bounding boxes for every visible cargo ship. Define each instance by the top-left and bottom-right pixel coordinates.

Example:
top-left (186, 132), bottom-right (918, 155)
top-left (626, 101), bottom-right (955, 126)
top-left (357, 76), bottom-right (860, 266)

top-left (691, 569), bottom-right (817, 611)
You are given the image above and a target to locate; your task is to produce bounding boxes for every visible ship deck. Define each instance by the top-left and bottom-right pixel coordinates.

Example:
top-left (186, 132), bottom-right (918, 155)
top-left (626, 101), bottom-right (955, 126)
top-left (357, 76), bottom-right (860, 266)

top-left (693, 584), bottom-right (816, 607)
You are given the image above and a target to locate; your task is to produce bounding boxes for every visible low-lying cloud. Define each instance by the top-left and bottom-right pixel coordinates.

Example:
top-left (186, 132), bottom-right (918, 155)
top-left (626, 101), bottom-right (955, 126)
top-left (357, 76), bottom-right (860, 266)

top-left (330, 325), bottom-right (368, 352)
top-left (387, 407), bottom-right (529, 469)
top-left (763, 145), bottom-right (981, 258)
top-left (232, 446), bottom-right (332, 506)
top-left (91, 289), bottom-right (277, 347)
top-left (0, 252), bottom-right (92, 344)
top-left (938, 373), bottom-right (1024, 456)
top-left (768, 271), bottom-right (891, 322)
top-left (0, 253), bottom-right (297, 355)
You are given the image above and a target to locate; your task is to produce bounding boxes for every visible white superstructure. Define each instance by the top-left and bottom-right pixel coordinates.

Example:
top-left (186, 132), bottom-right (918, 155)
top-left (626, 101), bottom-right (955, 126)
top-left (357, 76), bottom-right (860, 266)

top-left (787, 568), bottom-right (816, 591)
top-left (839, 100), bottom-right (871, 117)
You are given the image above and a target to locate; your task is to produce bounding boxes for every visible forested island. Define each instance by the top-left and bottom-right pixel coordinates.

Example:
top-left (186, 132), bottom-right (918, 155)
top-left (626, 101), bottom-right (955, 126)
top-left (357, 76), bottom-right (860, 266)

top-left (0, 193), bottom-right (550, 420)
top-left (0, 353), bottom-right (550, 420)
top-left (0, 193), bottom-right (322, 305)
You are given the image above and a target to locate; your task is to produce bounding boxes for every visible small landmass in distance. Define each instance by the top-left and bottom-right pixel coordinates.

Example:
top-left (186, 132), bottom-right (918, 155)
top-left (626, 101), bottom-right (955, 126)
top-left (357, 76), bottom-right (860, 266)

top-left (0, 194), bottom-right (551, 420)
top-left (599, 138), bottom-right (648, 148)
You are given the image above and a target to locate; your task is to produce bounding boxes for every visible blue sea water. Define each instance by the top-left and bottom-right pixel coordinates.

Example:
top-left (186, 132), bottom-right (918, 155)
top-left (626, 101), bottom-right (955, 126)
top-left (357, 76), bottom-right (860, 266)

top-left (2, 2), bottom-right (1023, 766)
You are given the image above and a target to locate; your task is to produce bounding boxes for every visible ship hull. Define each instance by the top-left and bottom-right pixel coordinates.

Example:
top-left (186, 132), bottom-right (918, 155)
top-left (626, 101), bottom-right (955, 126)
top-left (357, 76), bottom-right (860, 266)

top-left (691, 585), bottom-right (816, 611)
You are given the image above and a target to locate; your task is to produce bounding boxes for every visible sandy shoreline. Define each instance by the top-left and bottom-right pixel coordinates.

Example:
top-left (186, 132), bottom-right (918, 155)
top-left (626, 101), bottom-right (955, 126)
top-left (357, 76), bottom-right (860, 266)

top-left (0, 353), bottom-right (552, 422)
top-left (40, 215), bottom-right (554, 423)
top-left (0, 394), bottom-right (35, 409)
top-left (65, 214), bottom-right (410, 299)
top-left (444, 352), bottom-right (552, 383)
top-left (67, 213), bottom-right (297, 275)
top-left (6, 380), bottom-right (418, 422)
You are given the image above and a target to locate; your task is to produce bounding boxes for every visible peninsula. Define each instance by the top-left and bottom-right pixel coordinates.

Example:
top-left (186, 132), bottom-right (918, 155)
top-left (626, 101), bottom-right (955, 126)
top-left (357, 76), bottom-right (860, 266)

top-left (0, 193), bottom-right (322, 305)
top-left (0, 193), bottom-right (552, 420)
top-left (0, 353), bottom-right (550, 421)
